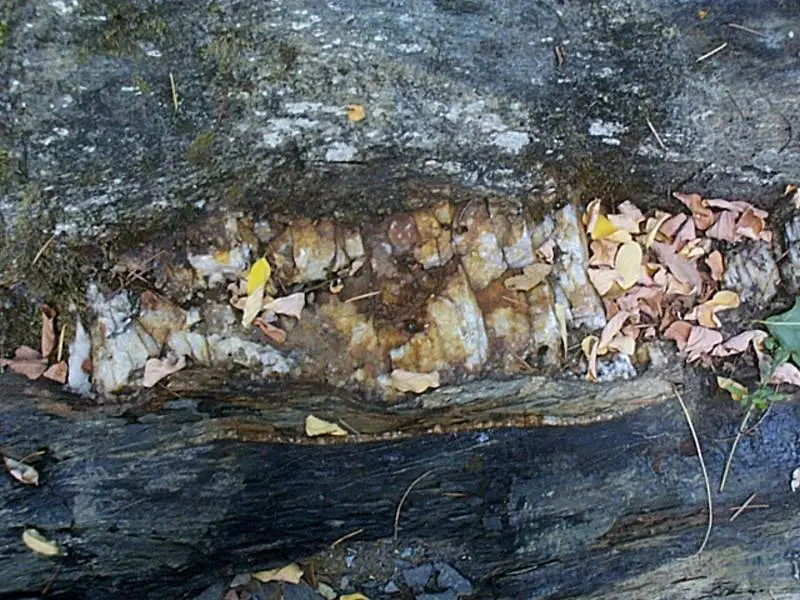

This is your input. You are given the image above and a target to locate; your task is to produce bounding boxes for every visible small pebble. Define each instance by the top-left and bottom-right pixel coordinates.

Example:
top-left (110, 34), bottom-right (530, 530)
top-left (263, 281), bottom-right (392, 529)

top-left (403, 564), bottom-right (434, 591)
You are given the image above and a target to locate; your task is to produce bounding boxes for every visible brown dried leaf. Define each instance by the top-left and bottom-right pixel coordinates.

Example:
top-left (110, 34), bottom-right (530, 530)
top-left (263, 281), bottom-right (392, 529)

top-left (142, 355), bottom-right (186, 388)
top-left (42, 361), bottom-right (68, 384)
top-left (40, 305), bottom-right (57, 359)
top-left (705, 251), bottom-right (724, 281)
top-left (599, 310), bottom-right (631, 351)
top-left (608, 334), bottom-right (635, 355)
top-left (663, 320), bottom-right (692, 351)
top-left (589, 239), bottom-right (620, 268)
top-left (711, 330), bottom-right (768, 357)
top-left (504, 263), bottom-right (553, 292)
top-left (685, 326), bottom-right (723, 361)
top-left (253, 318), bottom-right (287, 343)
top-left (674, 192), bottom-right (714, 230)
top-left (1, 346), bottom-right (48, 380)
top-left (736, 208), bottom-right (768, 242)
top-left (659, 213), bottom-right (687, 238)
top-left (263, 292), bottom-right (305, 320)
top-left (652, 242), bottom-right (702, 294)
top-left (608, 201), bottom-right (644, 233)
top-left (705, 211), bottom-right (738, 243)
top-left (771, 363), bottom-right (800, 387)
top-left (391, 369), bottom-right (441, 394)
top-left (587, 267), bottom-right (618, 296)
top-left (672, 218), bottom-right (697, 252)
top-left (644, 212), bottom-right (672, 249)
top-left (535, 239), bottom-right (556, 264)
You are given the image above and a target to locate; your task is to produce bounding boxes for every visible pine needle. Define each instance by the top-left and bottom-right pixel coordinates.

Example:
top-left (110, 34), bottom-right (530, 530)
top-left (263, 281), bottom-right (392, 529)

top-left (673, 385), bottom-right (713, 555)
top-left (394, 469), bottom-right (437, 542)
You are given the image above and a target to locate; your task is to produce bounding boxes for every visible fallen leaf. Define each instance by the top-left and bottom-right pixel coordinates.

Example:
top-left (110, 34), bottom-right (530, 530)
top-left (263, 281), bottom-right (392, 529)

top-left (588, 268), bottom-right (618, 296)
top-left (305, 414), bottom-right (348, 437)
top-left (663, 320), bottom-right (692, 351)
top-left (22, 529), bottom-right (59, 556)
top-left (598, 310), bottom-right (631, 351)
top-left (391, 369), bottom-right (441, 393)
top-left (674, 192), bottom-right (714, 230)
top-left (535, 239), bottom-right (556, 263)
top-left (246, 258), bottom-right (271, 295)
top-left (771, 363), bottom-right (800, 387)
top-left (142, 355), bottom-right (186, 388)
top-left (346, 104), bottom-right (366, 122)
top-left (705, 251), bottom-right (724, 281)
top-left (585, 199), bottom-right (631, 242)
top-left (42, 361), bottom-right (68, 384)
top-left (672, 218), bottom-right (697, 251)
top-left (555, 303), bottom-right (569, 358)
top-left (3, 456), bottom-right (39, 486)
top-left (763, 298), bottom-right (800, 355)
top-left (685, 326), bottom-right (723, 361)
top-left (263, 292), bottom-right (305, 320)
top-left (241, 283), bottom-right (265, 327)
top-left (711, 330), bottom-right (768, 357)
top-left (652, 242), bottom-right (702, 294)
top-left (705, 210), bottom-right (738, 243)
top-left (588, 239), bottom-right (620, 268)
top-left (253, 318), bottom-right (287, 343)
top-left (716, 376), bottom-right (748, 402)
top-left (614, 241), bottom-right (643, 290)
top-left (608, 334), bottom-right (635, 355)
top-left (504, 263), bottom-right (552, 292)
top-left (608, 201), bottom-right (644, 233)
top-left (644, 212), bottom-right (672, 249)
top-left (582, 335), bottom-right (600, 382)
top-left (686, 290), bottom-right (741, 328)
top-left (1, 346), bottom-right (48, 380)
top-left (40, 305), bottom-right (57, 359)
top-left (252, 563), bottom-right (304, 584)
top-left (340, 595), bottom-right (370, 600)
top-left (736, 207), bottom-right (769, 242)
top-left (659, 213), bottom-right (687, 239)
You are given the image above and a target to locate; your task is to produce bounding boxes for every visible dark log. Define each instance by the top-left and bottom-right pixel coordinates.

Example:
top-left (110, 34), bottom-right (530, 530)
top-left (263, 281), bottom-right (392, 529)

top-left (2, 368), bottom-right (800, 599)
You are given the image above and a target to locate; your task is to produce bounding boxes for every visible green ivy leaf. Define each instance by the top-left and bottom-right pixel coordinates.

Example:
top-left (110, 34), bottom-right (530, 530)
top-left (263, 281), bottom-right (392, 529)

top-left (764, 297), bottom-right (800, 357)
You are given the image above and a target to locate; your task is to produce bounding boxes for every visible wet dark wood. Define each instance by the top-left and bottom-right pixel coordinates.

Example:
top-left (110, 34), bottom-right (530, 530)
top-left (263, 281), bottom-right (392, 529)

top-left (2, 371), bottom-right (800, 599)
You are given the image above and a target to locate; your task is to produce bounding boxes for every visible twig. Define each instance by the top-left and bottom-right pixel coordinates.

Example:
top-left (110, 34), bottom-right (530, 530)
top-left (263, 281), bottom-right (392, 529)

top-left (329, 528), bottom-right (364, 549)
top-left (56, 324), bottom-right (67, 363)
top-left (725, 90), bottom-right (747, 122)
top-left (696, 42), bottom-right (728, 63)
top-left (337, 417), bottom-right (361, 435)
top-left (646, 117), bottom-right (668, 151)
top-left (729, 492), bottom-right (758, 522)
top-left (501, 294), bottom-right (527, 308)
top-left (719, 406), bottom-right (753, 493)
top-left (673, 385), bottom-right (713, 555)
top-left (510, 351), bottom-right (534, 372)
top-left (41, 562), bottom-right (62, 595)
top-left (31, 235), bottom-right (55, 267)
top-left (169, 72), bottom-right (179, 113)
top-left (727, 23), bottom-right (766, 37)
top-left (345, 291), bottom-right (381, 303)
top-left (394, 468), bottom-right (437, 542)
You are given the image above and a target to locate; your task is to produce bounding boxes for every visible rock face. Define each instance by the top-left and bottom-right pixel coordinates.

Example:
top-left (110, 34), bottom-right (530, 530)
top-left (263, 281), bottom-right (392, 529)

top-left (1, 0), bottom-right (798, 251)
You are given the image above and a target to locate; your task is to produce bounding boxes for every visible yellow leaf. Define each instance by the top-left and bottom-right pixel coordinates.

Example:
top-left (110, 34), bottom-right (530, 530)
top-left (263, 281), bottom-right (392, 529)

top-left (644, 213), bottom-right (671, 249)
top-left (716, 376), bottom-right (747, 403)
top-left (340, 595), bottom-right (370, 600)
top-left (246, 258), bottom-right (271, 295)
top-left (346, 104), bottom-right (366, 122)
top-left (580, 335), bottom-right (599, 358)
top-left (305, 414), bottom-right (348, 437)
top-left (391, 369), bottom-right (441, 394)
top-left (614, 241), bottom-right (643, 290)
top-left (591, 214), bottom-right (617, 240)
top-left (22, 528), bottom-right (59, 556)
top-left (554, 303), bottom-right (568, 358)
top-left (252, 562), bottom-right (303, 584)
top-left (707, 290), bottom-right (740, 309)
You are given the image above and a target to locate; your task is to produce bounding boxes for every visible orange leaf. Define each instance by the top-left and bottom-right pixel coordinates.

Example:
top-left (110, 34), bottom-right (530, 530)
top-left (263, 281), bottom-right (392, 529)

top-left (40, 305), bottom-right (57, 359)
